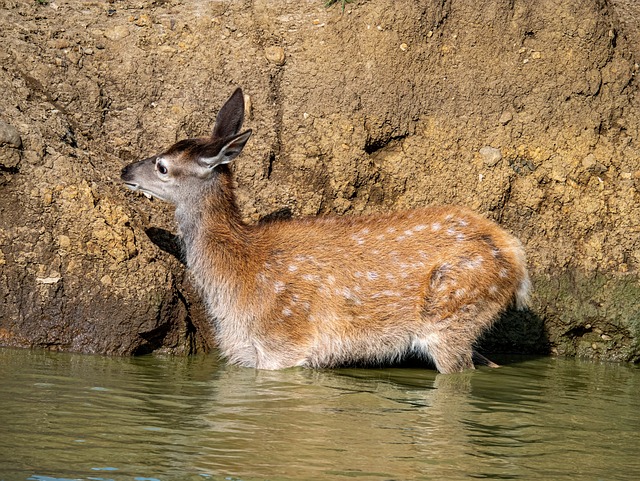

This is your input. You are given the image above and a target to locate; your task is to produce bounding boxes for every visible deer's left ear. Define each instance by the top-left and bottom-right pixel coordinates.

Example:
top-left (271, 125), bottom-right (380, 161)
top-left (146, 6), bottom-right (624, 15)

top-left (200, 130), bottom-right (252, 169)
top-left (212, 88), bottom-right (245, 140)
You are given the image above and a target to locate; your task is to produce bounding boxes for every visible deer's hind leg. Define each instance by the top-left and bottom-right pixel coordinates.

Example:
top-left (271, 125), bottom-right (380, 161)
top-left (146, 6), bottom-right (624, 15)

top-left (415, 262), bottom-right (506, 374)
top-left (411, 326), bottom-right (476, 374)
top-left (415, 303), bottom-right (506, 373)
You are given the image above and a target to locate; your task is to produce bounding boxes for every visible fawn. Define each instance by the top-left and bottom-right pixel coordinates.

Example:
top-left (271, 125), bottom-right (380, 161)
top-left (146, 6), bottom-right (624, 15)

top-left (121, 88), bottom-right (530, 373)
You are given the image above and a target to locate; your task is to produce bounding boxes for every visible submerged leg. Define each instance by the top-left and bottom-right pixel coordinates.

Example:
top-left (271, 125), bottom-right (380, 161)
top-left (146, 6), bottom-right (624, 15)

top-left (430, 344), bottom-right (475, 374)
top-left (412, 335), bottom-right (475, 374)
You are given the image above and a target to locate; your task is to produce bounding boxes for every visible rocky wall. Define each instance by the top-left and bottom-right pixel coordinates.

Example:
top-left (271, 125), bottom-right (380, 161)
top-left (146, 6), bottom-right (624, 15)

top-left (0, 0), bottom-right (638, 362)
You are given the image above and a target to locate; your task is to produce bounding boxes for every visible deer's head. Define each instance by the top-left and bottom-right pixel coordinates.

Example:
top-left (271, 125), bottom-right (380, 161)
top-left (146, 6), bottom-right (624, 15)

top-left (121, 88), bottom-right (251, 204)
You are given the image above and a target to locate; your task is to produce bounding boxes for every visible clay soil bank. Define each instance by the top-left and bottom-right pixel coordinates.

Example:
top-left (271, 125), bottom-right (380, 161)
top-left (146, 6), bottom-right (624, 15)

top-left (0, 0), bottom-right (638, 363)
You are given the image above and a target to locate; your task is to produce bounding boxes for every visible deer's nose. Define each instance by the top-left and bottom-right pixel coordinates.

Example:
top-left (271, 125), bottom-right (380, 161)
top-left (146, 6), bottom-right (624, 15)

top-left (120, 163), bottom-right (137, 182)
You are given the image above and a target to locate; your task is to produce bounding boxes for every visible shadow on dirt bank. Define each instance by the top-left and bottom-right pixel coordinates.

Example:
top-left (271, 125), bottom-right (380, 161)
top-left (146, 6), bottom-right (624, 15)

top-left (479, 308), bottom-right (549, 358)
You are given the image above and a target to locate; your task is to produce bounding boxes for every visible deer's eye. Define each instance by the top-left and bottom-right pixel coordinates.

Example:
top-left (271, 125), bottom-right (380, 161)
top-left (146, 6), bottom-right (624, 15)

top-left (156, 159), bottom-right (168, 175)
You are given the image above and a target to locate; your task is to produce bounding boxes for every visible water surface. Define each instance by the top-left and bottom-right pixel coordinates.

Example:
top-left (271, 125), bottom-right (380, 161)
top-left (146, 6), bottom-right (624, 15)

top-left (0, 348), bottom-right (638, 480)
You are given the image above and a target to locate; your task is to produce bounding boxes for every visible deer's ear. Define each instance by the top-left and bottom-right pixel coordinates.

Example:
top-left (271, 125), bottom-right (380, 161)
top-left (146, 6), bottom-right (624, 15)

top-left (212, 88), bottom-right (245, 140)
top-left (200, 130), bottom-right (252, 169)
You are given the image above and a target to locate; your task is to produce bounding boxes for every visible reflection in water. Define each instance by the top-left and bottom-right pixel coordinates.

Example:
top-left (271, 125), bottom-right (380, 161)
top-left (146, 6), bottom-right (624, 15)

top-left (0, 348), bottom-right (638, 480)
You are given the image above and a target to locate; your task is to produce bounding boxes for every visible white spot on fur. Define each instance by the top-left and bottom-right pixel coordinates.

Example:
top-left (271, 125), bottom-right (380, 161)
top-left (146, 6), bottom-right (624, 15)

top-left (431, 222), bottom-right (441, 231)
top-left (489, 285), bottom-right (499, 294)
top-left (414, 224), bottom-right (427, 232)
top-left (457, 233), bottom-right (466, 242)
top-left (376, 234), bottom-right (385, 241)
top-left (396, 235), bottom-right (406, 242)
top-left (327, 274), bottom-right (336, 285)
top-left (464, 256), bottom-right (484, 269)
top-left (367, 271), bottom-right (379, 281)
top-left (288, 264), bottom-right (298, 272)
top-left (337, 287), bottom-right (362, 305)
top-left (382, 290), bottom-right (401, 297)
top-left (386, 227), bottom-right (397, 234)
top-left (337, 287), bottom-right (351, 297)
top-left (455, 288), bottom-right (467, 298)
top-left (404, 229), bottom-right (414, 236)
top-left (274, 281), bottom-right (286, 294)
top-left (458, 219), bottom-right (469, 227)
top-left (352, 234), bottom-right (365, 245)
top-left (499, 268), bottom-right (509, 278)
top-left (282, 307), bottom-right (292, 317)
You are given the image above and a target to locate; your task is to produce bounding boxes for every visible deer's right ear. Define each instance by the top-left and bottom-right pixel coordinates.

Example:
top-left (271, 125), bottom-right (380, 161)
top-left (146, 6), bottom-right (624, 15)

top-left (200, 130), bottom-right (252, 169)
top-left (212, 88), bottom-right (245, 140)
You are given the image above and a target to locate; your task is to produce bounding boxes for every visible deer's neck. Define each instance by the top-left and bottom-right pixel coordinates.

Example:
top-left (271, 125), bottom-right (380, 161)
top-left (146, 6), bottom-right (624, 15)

top-left (174, 172), bottom-right (260, 307)
top-left (176, 175), bottom-right (247, 263)
top-left (174, 172), bottom-right (264, 362)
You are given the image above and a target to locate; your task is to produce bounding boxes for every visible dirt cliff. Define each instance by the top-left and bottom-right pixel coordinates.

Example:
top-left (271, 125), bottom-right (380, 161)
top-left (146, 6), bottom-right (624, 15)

top-left (1, 0), bottom-right (638, 362)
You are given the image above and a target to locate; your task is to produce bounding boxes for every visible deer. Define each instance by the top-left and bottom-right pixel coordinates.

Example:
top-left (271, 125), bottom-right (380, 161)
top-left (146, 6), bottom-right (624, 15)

top-left (121, 88), bottom-right (531, 374)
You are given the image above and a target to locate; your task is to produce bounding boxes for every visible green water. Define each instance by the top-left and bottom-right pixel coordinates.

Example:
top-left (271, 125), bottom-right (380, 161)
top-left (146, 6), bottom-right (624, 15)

top-left (0, 348), bottom-right (638, 481)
